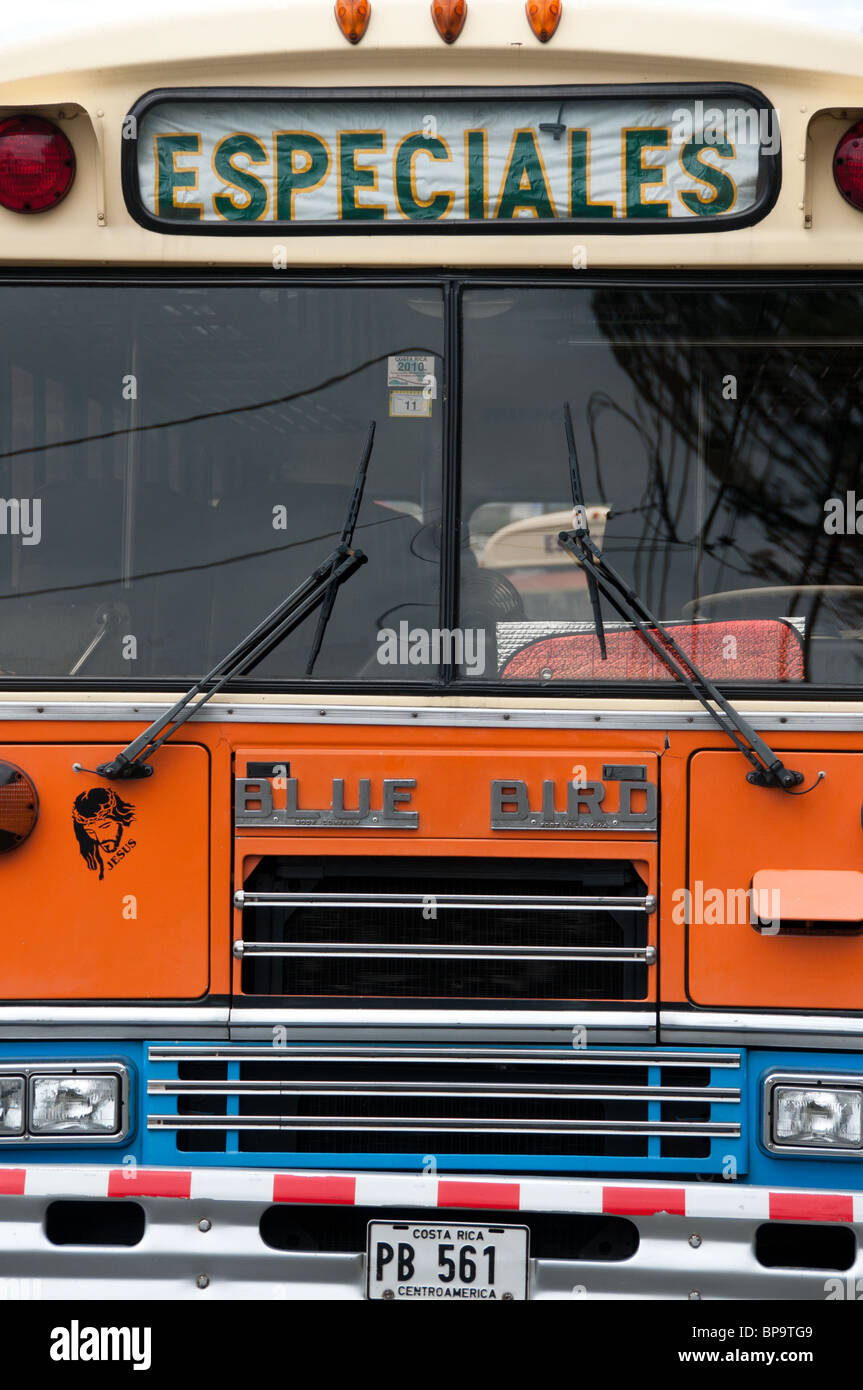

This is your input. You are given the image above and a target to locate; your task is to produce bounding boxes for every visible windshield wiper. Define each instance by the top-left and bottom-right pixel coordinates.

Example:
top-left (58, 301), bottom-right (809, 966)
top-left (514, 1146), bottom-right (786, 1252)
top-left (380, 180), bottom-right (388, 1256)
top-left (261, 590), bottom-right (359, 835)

top-left (564, 402), bottom-right (607, 660)
top-left (305, 421), bottom-right (375, 675)
top-left (557, 402), bottom-right (808, 793)
top-left (93, 422), bottom-right (376, 781)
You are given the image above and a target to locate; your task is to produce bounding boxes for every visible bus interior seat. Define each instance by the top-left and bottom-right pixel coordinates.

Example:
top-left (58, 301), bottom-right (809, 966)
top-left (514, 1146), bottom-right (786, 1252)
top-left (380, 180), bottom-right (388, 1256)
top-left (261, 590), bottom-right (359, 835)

top-left (499, 618), bottom-right (806, 682)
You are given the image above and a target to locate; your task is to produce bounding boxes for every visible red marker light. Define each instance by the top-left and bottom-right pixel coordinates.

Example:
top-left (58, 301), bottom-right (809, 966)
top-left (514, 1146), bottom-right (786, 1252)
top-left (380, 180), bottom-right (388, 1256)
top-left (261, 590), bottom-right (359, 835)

top-left (526, 0), bottom-right (562, 42)
top-left (0, 116), bottom-right (75, 213)
top-left (334, 0), bottom-right (371, 44)
top-left (0, 763), bottom-right (39, 853)
top-left (431, 0), bottom-right (467, 43)
top-left (834, 120), bottom-right (863, 210)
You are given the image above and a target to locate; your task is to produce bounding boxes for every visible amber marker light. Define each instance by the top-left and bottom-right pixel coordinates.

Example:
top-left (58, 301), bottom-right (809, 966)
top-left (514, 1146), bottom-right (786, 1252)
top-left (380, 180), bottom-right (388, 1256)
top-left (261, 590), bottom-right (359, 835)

top-left (0, 762), bottom-right (39, 853)
top-left (431, 0), bottom-right (467, 44)
top-left (526, 0), bottom-right (562, 41)
top-left (334, 0), bottom-right (371, 44)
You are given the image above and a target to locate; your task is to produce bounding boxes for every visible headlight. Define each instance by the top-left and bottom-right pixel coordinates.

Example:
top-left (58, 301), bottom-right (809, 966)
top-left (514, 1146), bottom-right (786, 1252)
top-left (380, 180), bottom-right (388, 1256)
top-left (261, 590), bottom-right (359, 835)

top-left (0, 1064), bottom-right (128, 1142)
top-left (30, 1074), bottom-right (120, 1136)
top-left (0, 1076), bottom-right (24, 1135)
top-left (767, 1076), bottom-right (863, 1152)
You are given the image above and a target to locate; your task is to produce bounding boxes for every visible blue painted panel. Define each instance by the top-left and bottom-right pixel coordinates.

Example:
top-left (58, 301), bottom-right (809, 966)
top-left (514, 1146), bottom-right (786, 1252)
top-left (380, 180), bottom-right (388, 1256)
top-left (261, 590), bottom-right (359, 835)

top-left (6, 1040), bottom-right (859, 1192)
top-left (746, 1049), bottom-right (863, 1192)
top-left (142, 1042), bottom-right (748, 1177)
top-left (0, 1040), bottom-right (143, 1166)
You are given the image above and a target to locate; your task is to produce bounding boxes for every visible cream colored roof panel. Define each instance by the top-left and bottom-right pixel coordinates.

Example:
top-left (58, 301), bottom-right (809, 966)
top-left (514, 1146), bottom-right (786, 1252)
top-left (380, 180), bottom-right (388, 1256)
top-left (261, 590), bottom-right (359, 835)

top-left (2, 1), bottom-right (863, 84)
top-left (1, 0), bottom-right (863, 266)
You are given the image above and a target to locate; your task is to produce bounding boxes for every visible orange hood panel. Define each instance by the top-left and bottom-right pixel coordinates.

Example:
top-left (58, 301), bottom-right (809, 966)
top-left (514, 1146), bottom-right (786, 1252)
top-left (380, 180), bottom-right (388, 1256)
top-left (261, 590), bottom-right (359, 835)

top-left (686, 750), bottom-right (863, 1010)
top-left (0, 743), bottom-right (209, 1000)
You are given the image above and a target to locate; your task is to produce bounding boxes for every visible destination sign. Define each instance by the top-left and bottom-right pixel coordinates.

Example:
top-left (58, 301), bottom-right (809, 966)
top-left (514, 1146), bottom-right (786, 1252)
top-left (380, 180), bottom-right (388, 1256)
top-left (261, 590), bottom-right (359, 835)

top-left (129, 87), bottom-right (777, 233)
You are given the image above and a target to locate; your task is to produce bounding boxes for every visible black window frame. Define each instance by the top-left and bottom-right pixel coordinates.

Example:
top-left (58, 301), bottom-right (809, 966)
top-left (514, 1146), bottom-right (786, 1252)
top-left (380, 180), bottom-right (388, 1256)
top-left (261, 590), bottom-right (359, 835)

top-left (0, 266), bottom-right (860, 701)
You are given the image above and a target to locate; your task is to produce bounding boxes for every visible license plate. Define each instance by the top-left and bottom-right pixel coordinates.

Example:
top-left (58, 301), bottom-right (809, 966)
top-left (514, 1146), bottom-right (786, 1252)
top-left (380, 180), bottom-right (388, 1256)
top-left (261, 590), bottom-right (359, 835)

top-left (366, 1220), bottom-right (529, 1301)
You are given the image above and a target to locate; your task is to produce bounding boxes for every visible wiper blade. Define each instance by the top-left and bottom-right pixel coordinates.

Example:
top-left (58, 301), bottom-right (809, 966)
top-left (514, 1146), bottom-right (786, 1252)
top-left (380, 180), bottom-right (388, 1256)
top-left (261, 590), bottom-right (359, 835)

top-left (306, 420), bottom-right (375, 676)
top-left (68, 603), bottom-right (125, 676)
top-left (564, 403), bottom-right (607, 660)
top-left (557, 402), bottom-right (806, 793)
top-left (95, 423), bottom-right (376, 781)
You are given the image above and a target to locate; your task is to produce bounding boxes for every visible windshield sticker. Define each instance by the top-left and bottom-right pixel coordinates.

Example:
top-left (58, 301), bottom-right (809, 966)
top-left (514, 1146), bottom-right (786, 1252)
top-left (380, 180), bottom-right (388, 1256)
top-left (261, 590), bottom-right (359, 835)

top-left (389, 389), bottom-right (432, 418)
top-left (388, 354), bottom-right (435, 418)
top-left (388, 354), bottom-right (436, 388)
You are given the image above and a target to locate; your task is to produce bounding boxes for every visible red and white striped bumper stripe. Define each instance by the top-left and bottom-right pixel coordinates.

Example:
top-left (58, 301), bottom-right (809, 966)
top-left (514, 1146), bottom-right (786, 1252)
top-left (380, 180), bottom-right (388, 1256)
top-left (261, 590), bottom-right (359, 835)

top-left (0, 1166), bottom-right (859, 1223)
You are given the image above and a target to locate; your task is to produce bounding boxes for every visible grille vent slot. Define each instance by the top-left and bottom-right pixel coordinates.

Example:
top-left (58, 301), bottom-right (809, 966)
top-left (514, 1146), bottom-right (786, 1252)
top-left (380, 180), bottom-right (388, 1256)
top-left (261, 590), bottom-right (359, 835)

top-left (235, 857), bottom-right (654, 1003)
top-left (148, 1045), bottom-right (742, 1171)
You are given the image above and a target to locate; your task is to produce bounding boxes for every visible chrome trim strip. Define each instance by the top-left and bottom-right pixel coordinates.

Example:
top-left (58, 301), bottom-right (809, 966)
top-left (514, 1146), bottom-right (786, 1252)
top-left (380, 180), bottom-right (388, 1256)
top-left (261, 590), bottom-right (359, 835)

top-left (1, 698), bottom-right (861, 732)
top-left (0, 1007), bottom-right (229, 1040)
top-left (235, 890), bottom-right (655, 912)
top-left (234, 941), bottom-right (656, 963)
top-left (661, 1011), bottom-right (863, 1048)
top-left (226, 1009), bottom-right (656, 1042)
top-left (149, 1079), bottom-right (739, 1103)
top-left (147, 1114), bottom-right (741, 1137)
top-left (149, 1045), bottom-right (738, 1066)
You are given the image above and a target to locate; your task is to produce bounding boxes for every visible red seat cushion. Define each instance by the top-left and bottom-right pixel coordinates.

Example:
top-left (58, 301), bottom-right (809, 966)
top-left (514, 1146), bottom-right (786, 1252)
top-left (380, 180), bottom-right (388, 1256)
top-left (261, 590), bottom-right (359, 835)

top-left (501, 619), bottom-right (804, 682)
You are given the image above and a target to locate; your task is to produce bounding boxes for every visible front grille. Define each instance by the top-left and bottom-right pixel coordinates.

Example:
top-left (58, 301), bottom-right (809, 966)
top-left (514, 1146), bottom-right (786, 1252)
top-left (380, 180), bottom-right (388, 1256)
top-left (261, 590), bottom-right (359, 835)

top-left (146, 1045), bottom-right (745, 1176)
top-left (235, 857), bottom-right (654, 1003)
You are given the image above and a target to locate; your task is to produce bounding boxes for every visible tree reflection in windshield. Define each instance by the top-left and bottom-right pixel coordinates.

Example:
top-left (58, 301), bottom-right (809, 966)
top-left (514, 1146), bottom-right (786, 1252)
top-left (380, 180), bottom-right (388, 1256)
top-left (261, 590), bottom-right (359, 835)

top-left (590, 286), bottom-right (863, 679)
top-left (461, 284), bottom-right (863, 686)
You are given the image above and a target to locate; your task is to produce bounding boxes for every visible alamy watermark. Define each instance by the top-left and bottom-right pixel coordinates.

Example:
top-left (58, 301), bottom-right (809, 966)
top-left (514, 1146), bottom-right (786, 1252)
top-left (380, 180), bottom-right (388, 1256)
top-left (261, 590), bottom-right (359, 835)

top-left (0, 497), bottom-right (41, 545)
top-left (670, 101), bottom-right (780, 155)
top-left (0, 1277), bottom-right (42, 1299)
top-left (377, 622), bottom-right (486, 676)
top-left (671, 881), bottom-right (781, 932)
top-left (824, 491), bottom-right (862, 535)
top-left (50, 1321), bottom-right (151, 1370)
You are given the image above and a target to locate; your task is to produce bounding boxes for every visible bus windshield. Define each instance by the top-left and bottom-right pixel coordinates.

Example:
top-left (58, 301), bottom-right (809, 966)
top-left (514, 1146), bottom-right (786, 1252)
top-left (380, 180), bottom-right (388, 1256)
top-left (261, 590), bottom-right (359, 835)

top-left (0, 282), bottom-right (444, 684)
top-left (0, 278), bottom-right (860, 689)
top-left (463, 283), bottom-right (863, 689)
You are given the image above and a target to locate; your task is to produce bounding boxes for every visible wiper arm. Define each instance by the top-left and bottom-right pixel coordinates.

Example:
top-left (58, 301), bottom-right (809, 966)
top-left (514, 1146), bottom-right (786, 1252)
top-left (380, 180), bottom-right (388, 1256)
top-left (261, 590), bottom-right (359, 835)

top-left (306, 420), bottom-right (375, 675)
top-left (94, 422), bottom-right (376, 781)
top-left (557, 402), bottom-right (807, 793)
top-left (564, 403), bottom-right (607, 660)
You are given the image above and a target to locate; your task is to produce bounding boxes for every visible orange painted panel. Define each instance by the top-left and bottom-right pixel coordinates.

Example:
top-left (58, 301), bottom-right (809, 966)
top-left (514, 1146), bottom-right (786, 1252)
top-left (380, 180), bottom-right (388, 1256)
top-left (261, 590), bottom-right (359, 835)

top-left (0, 744), bottom-right (209, 999)
top-left (687, 751), bottom-right (863, 1009)
top-left (751, 869), bottom-right (863, 921)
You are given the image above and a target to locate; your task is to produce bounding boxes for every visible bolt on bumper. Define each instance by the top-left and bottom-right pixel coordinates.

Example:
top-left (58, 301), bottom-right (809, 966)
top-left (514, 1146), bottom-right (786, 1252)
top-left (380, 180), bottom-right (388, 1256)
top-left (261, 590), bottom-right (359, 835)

top-left (0, 1166), bottom-right (859, 1300)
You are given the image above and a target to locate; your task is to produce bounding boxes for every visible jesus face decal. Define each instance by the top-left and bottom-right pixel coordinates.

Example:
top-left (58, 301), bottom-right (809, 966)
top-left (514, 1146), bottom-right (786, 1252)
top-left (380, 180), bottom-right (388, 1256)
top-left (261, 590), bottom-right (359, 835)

top-left (72, 787), bottom-right (136, 880)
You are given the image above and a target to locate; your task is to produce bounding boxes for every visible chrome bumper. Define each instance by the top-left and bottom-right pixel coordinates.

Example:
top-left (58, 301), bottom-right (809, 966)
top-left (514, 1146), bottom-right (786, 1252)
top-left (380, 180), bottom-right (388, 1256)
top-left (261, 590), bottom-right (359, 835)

top-left (0, 1166), bottom-right (859, 1300)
